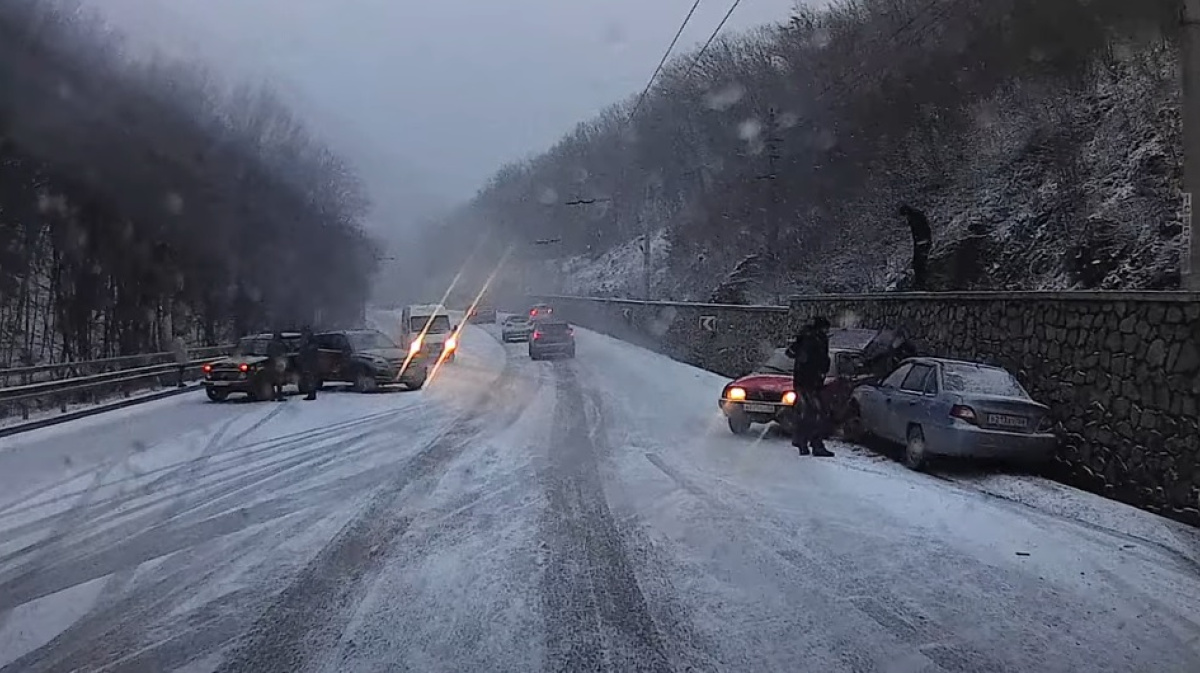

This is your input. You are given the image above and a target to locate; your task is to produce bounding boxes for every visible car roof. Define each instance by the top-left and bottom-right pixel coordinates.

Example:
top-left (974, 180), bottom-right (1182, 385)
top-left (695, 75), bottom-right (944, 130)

top-left (245, 332), bottom-right (301, 339)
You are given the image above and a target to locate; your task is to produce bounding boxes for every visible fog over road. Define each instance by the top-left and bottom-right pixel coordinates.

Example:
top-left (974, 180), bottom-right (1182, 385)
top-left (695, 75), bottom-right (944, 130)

top-left (1, 321), bottom-right (1198, 672)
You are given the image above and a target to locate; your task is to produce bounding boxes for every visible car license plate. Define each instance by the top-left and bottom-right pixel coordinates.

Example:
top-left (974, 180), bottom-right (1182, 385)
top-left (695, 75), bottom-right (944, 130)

top-left (744, 403), bottom-right (774, 414)
top-left (989, 414), bottom-right (1026, 428)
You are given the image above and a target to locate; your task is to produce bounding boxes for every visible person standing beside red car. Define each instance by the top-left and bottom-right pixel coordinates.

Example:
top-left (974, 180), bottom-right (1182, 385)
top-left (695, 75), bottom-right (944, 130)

top-left (785, 316), bottom-right (835, 457)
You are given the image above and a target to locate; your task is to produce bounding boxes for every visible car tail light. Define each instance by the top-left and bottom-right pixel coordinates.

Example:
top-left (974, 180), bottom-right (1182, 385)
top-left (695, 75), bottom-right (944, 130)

top-left (202, 364), bottom-right (212, 373)
top-left (782, 391), bottom-right (797, 405)
top-left (950, 404), bottom-right (977, 424)
top-left (532, 330), bottom-right (541, 340)
top-left (726, 386), bottom-right (746, 401)
top-left (239, 363), bottom-right (249, 372)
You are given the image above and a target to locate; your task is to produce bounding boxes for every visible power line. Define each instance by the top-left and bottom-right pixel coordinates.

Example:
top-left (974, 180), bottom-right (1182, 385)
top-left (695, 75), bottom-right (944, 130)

top-left (681, 0), bottom-right (744, 82)
top-left (629, 0), bottom-right (706, 120)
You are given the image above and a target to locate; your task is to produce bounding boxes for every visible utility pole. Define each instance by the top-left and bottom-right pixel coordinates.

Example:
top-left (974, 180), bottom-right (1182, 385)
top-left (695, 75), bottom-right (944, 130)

top-left (757, 108), bottom-right (783, 298)
top-left (1183, 0), bottom-right (1200, 288)
top-left (641, 213), bottom-right (651, 300)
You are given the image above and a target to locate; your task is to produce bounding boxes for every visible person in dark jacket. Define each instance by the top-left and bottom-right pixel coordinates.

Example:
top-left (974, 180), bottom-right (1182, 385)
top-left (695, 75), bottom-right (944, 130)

top-left (785, 316), bottom-right (834, 456)
top-left (298, 326), bottom-right (319, 400)
top-left (266, 330), bottom-right (287, 401)
top-left (897, 204), bottom-right (932, 290)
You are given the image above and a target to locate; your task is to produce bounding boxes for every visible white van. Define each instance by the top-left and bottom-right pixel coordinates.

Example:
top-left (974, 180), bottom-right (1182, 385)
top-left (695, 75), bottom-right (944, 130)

top-left (401, 304), bottom-right (458, 363)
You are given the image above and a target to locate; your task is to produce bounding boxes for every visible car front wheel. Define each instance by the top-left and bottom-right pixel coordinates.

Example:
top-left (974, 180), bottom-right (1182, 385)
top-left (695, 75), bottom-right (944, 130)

top-left (353, 369), bottom-right (379, 393)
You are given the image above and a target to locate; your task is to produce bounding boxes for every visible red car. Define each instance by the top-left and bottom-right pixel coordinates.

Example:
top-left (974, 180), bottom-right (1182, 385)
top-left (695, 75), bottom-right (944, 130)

top-left (718, 328), bottom-right (914, 436)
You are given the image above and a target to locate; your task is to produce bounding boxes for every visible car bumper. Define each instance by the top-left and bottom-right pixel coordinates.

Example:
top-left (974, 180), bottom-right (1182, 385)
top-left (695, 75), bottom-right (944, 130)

top-left (926, 425), bottom-right (1057, 462)
top-left (719, 399), bottom-right (794, 424)
top-left (204, 378), bottom-right (254, 393)
top-left (371, 363), bottom-right (428, 384)
top-left (530, 341), bottom-right (573, 353)
top-left (502, 331), bottom-right (530, 341)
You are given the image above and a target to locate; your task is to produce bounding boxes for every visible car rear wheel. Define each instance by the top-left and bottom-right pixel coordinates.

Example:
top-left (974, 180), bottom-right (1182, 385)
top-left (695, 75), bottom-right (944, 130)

top-left (727, 412), bottom-right (751, 435)
top-left (205, 387), bottom-right (228, 403)
top-left (905, 425), bottom-right (927, 471)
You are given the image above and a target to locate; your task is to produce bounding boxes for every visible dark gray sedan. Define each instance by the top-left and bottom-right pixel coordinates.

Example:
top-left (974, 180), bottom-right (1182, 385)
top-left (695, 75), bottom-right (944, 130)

top-left (848, 357), bottom-right (1055, 470)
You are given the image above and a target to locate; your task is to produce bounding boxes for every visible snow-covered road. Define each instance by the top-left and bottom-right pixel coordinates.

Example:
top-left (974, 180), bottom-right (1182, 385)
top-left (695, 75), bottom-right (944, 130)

top-left (1, 323), bottom-right (1198, 672)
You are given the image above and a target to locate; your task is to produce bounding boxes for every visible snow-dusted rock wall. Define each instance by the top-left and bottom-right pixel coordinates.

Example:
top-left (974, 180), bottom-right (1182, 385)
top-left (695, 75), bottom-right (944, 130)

top-left (539, 291), bottom-right (1200, 526)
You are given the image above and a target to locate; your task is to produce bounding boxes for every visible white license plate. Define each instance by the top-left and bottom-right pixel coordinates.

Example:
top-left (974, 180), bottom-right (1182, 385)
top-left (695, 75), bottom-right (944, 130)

top-left (743, 403), bottom-right (775, 414)
top-left (989, 414), bottom-right (1026, 428)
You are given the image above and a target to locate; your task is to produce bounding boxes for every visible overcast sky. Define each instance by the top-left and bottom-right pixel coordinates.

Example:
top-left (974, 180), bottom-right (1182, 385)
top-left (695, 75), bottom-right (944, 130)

top-left (87, 0), bottom-right (809, 228)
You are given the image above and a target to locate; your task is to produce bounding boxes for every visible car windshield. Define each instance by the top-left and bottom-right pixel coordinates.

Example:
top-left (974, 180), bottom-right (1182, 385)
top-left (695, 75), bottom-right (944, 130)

top-left (410, 315), bottom-right (451, 334)
top-left (235, 338), bottom-right (270, 356)
top-left (941, 363), bottom-right (1029, 398)
top-left (754, 348), bottom-right (793, 375)
top-left (506, 317), bottom-right (528, 325)
top-left (348, 331), bottom-right (396, 351)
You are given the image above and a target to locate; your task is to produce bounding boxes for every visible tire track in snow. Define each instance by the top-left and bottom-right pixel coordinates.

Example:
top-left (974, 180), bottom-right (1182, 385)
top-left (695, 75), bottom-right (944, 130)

top-left (539, 364), bottom-right (671, 673)
top-left (212, 348), bottom-right (540, 673)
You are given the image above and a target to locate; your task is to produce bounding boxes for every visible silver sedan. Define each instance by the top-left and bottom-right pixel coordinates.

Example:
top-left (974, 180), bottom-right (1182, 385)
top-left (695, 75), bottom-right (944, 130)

top-left (848, 357), bottom-right (1056, 470)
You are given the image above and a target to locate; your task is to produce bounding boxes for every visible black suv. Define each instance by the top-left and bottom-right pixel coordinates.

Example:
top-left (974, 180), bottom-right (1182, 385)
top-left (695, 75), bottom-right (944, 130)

top-left (528, 320), bottom-right (575, 360)
top-left (203, 332), bottom-right (303, 402)
top-left (314, 329), bottom-right (428, 392)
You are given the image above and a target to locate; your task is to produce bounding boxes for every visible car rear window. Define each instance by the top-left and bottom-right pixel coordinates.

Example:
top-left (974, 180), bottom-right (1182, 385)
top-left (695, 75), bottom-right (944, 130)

top-left (410, 315), bottom-right (451, 334)
top-left (537, 322), bottom-right (570, 333)
top-left (941, 363), bottom-right (1028, 398)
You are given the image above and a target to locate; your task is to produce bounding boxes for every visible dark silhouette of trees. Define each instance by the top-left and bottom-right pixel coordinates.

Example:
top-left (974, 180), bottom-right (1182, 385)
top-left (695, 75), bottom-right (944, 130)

top-left (0, 0), bottom-right (377, 365)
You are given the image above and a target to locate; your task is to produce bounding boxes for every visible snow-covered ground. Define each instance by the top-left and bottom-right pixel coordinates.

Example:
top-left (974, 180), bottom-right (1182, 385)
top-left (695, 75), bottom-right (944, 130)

top-left (0, 322), bottom-right (1197, 672)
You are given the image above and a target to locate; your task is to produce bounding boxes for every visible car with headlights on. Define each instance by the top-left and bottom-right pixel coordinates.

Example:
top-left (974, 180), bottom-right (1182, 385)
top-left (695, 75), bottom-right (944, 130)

top-left (314, 329), bottom-right (428, 392)
top-left (718, 328), bottom-right (899, 435)
top-left (847, 357), bottom-right (1055, 470)
top-left (203, 332), bottom-right (302, 402)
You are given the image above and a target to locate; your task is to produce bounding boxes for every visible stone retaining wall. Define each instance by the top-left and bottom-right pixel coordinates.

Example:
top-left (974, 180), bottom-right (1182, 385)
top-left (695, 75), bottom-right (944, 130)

top-left (534, 291), bottom-right (1200, 526)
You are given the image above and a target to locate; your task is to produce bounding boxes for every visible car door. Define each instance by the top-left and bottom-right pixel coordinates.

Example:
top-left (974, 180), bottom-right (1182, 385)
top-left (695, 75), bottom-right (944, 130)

top-left (861, 363), bottom-right (912, 442)
top-left (317, 334), bottom-right (350, 381)
top-left (890, 363), bottom-right (935, 439)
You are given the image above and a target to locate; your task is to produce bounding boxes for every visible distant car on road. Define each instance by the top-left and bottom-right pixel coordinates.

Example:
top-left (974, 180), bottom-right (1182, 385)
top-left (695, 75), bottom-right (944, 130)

top-left (848, 357), bottom-right (1055, 470)
top-left (501, 315), bottom-right (533, 342)
top-left (314, 329), bottom-right (428, 392)
top-left (401, 304), bottom-right (458, 364)
top-left (468, 305), bottom-right (497, 323)
top-left (203, 332), bottom-right (303, 402)
top-left (528, 303), bottom-right (553, 320)
top-left (528, 320), bottom-right (575, 360)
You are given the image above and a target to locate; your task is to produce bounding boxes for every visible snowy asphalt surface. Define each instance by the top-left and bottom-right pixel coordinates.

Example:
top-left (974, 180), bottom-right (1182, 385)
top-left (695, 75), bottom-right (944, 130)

top-left (1, 321), bottom-right (1199, 672)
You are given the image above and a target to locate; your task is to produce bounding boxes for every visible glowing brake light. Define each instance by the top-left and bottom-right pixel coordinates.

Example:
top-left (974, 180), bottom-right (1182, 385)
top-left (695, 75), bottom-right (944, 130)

top-left (727, 386), bottom-right (746, 401)
top-left (532, 330), bottom-right (541, 340)
top-left (782, 391), bottom-right (797, 405)
top-left (202, 363), bottom-right (212, 373)
top-left (239, 363), bottom-right (249, 372)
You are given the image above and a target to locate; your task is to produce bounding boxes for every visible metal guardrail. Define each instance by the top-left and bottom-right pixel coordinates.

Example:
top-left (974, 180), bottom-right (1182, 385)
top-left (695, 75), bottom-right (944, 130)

top-left (0, 346), bottom-right (232, 387)
top-left (0, 348), bottom-right (233, 425)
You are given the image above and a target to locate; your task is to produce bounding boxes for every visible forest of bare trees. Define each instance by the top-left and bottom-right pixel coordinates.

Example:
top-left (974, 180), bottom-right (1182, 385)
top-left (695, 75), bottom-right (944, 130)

top-left (427, 0), bottom-right (1182, 302)
top-left (0, 0), bottom-right (377, 367)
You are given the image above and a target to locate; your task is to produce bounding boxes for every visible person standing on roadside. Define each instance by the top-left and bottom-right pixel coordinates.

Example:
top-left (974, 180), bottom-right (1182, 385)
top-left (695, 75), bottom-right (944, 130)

top-left (897, 203), bottom-right (932, 290)
top-left (266, 330), bottom-right (288, 401)
top-left (785, 316), bottom-right (835, 457)
top-left (298, 325), bottom-right (319, 401)
top-left (170, 331), bottom-right (189, 388)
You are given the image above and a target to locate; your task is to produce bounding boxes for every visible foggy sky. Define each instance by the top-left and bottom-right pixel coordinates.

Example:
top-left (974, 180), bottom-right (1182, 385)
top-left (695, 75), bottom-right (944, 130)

top-left (86, 0), bottom-right (808, 229)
